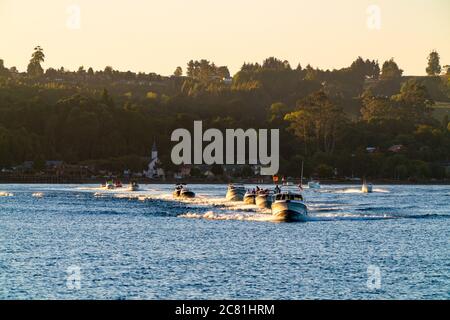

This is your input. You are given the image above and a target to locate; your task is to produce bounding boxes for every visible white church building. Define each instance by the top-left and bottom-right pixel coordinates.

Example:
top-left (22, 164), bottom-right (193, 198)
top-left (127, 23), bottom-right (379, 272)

top-left (145, 141), bottom-right (164, 178)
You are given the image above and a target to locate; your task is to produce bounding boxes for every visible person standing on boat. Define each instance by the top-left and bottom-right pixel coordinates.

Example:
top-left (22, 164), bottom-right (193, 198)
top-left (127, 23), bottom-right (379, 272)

top-left (274, 185), bottom-right (281, 194)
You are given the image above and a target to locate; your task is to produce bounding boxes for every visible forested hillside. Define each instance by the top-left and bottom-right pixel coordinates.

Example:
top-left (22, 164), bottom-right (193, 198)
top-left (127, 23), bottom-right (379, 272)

top-left (1, 48), bottom-right (449, 179)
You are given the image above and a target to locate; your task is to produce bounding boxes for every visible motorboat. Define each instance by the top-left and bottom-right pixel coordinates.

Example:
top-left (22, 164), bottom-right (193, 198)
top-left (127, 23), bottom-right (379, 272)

top-left (103, 181), bottom-right (115, 190)
top-left (173, 184), bottom-right (195, 198)
top-left (114, 180), bottom-right (123, 188)
top-left (255, 190), bottom-right (273, 209)
top-left (362, 181), bottom-right (373, 193)
top-left (308, 180), bottom-right (321, 189)
top-left (128, 182), bottom-right (140, 192)
top-left (271, 192), bottom-right (308, 222)
top-left (243, 190), bottom-right (256, 204)
top-left (226, 184), bottom-right (246, 201)
top-left (173, 184), bottom-right (183, 197)
top-left (180, 187), bottom-right (195, 198)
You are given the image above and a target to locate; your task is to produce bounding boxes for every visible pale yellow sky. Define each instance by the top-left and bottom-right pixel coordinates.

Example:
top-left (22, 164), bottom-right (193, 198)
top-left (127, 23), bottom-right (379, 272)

top-left (1, 0), bottom-right (449, 76)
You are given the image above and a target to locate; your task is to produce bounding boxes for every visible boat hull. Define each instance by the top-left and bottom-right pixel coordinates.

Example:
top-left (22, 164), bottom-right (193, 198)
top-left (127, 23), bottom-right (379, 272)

top-left (255, 194), bottom-right (272, 209)
top-left (362, 185), bottom-right (373, 193)
top-left (243, 194), bottom-right (256, 205)
top-left (226, 189), bottom-right (245, 201)
top-left (308, 182), bottom-right (320, 189)
top-left (271, 201), bottom-right (308, 222)
top-left (181, 191), bottom-right (195, 198)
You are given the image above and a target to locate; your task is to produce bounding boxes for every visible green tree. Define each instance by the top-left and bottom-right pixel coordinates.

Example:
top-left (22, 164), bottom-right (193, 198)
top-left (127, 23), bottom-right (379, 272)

top-left (392, 79), bottom-right (433, 123)
top-left (189, 167), bottom-right (202, 177)
top-left (240, 165), bottom-right (254, 177)
top-left (315, 164), bottom-right (333, 178)
top-left (361, 90), bottom-right (396, 123)
top-left (268, 102), bottom-right (289, 124)
top-left (27, 46), bottom-right (45, 77)
top-left (262, 57), bottom-right (290, 70)
top-left (380, 58), bottom-right (403, 80)
top-left (174, 66), bottom-right (183, 77)
top-left (77, 66), bottom-right (86, 75)
top-left (33, 154), bottom-right (46, 171)
top-left (210, 164), bottom-right (224, 176)
top-left (285, 91), bottom-right (346, 154)
top-left (0, 59), bottom-right (10, 77)
top-left (426, 50), bottom-right (441, 76)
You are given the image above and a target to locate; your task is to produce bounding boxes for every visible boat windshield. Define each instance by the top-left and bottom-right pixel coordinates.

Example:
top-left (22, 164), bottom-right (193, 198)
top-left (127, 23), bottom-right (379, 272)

top-left (275, 193), bottom-right (303, 201)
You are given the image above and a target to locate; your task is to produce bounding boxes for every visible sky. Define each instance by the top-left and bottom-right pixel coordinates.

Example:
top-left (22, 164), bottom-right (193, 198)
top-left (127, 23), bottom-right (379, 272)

top-left (1, 0), bottom-right (449, 76)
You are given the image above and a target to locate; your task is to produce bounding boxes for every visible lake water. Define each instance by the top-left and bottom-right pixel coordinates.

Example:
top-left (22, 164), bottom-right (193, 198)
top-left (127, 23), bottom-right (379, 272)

top-left (0, 184), bottom-right (449, 299)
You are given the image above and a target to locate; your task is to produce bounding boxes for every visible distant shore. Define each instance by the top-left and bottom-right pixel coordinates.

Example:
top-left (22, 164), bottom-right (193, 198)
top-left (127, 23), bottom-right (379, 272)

top-left (0, 174), bottom-right (449, 185)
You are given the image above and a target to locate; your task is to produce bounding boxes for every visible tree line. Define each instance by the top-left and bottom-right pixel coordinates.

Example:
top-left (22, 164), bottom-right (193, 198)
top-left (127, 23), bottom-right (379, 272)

top-left (0, 47), bottom-right (449, 180)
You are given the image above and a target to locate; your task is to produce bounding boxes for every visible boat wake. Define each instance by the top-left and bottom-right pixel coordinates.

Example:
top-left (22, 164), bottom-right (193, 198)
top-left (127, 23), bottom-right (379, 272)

top-left (180, 211), bottom-right (277, 222)
top-left (179, 210), bottom-right (399, 223)
top-left (331, 188), bottom-right (390, 194)
top-left (32, 192), bottom-right (44, 198)
top-left (87, 187), bottom-right (446, 223)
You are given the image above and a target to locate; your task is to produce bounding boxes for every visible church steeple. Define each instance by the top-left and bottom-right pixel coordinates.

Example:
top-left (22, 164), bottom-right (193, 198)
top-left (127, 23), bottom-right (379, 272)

top-left (151, 140), bottom-right (157, 160)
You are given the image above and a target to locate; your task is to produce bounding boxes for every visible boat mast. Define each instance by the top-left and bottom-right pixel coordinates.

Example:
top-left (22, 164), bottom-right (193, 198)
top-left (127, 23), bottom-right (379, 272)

top-left (300, 160), bottom-right (304, 187)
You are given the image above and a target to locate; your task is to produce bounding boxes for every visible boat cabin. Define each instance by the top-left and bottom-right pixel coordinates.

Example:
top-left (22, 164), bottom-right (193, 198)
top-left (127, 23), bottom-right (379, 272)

top-left (275, 193), bottom-right (304, 201)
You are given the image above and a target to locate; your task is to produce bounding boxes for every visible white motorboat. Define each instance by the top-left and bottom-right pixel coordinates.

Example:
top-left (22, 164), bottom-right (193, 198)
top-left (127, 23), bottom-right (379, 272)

top-left (180, 187), bottom-right (195, 198)
top-left (226, 184), bottom-right (246, 201)
top-left (308, 180), bottom-right (321, 189)
top-left (255, 191), bottom-right (273, 209)
top-left (362, 182), bottom-right (373, 193)
top-left (173, 184), bottom-right (195, 198)
top-left (128, 182), bottom-right (140, 192)
top-left (271, 192), bottom-right (308, 222)
top-left (103, 181), bottom-right (115, 190)
top-left (243, 191), bottom-right (256, 204)
top-left (172, 183), bottom-right (195, 198)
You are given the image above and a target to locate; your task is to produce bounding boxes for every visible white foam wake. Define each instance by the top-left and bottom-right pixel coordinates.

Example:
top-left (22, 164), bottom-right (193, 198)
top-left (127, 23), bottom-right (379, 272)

top-left (32, 192), bottom-right (44, 198)
top-left (332, 188), bottom-right (390, 194)
top-left (179, 211), bottom-right (277, 222)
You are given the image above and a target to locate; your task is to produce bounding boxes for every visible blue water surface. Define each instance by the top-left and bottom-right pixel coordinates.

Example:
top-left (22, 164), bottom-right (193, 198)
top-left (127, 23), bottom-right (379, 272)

top-left (0, 184), bottom-right (449, 299)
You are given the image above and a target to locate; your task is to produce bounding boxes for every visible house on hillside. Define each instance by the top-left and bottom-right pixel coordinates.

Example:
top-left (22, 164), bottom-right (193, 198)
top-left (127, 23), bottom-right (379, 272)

top-left (388, 144), bottom-right (405, 153)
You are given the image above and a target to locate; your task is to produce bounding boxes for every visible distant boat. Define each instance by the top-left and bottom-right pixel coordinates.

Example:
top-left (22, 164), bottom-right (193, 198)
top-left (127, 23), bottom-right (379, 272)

top-left (243, 190), bottom-right (256, 204)
top-left (103, 181), bottom-right (115, 190)
top-left (308, 180), bottom-right (321, 189)
top-left (255, 190), bottom-right (273, 209)
top-left (362, 181), bottom-right (373, 193)
top-left (115, 180), bottom-right (123, 188)
top-left (180, 187), bottom-right (195, 198)
top-left (271, 192), bottom-right (308, 222)
top-left (226, 184), bottom-right (246, 201)
top-left (128, 182), bottom-right (140, 192)
top-left (173, 184), bottom-right (195, 198)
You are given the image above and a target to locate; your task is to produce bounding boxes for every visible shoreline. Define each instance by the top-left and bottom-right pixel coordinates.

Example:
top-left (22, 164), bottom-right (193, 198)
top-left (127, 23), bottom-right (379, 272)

top-left (1, 176), bottom-right (449, 185)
